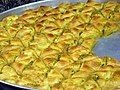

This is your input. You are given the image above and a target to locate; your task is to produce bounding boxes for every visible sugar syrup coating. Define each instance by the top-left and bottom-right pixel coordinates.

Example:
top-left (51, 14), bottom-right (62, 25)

top-left (0, 1), bottom-right (120, 90)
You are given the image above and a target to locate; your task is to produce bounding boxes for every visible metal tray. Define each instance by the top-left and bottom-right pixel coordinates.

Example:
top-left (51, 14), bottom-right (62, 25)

top-left (0, 0), bottom-right (120, 21)
top-left (0, 0), bottom-right (120, 90)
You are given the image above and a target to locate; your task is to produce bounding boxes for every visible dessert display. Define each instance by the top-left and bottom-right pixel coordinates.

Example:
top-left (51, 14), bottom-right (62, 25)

top-left (0, 1), bottom-right (120, 90)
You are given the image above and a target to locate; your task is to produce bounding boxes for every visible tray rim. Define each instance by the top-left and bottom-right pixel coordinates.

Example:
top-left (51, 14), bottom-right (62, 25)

top-left (0, 0), bottom-right (53, 21)
top-left (0, 0), bottom-right (89, 21)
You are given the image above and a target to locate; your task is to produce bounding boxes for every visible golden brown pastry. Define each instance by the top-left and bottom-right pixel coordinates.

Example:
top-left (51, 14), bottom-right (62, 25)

top-left (0, 1), bottom-right (120, 90)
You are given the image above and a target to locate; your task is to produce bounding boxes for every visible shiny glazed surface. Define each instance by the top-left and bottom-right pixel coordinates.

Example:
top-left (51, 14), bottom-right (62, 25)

top-left (0, 0), bottom-right (120, 90)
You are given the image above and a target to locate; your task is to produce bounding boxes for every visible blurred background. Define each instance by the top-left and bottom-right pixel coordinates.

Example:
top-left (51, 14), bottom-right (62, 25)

top-left (0, 0), bottom-right (42, 13)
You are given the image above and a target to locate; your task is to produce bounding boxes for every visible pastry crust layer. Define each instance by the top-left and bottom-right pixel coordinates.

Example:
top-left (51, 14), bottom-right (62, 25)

top-left (0, 1), bottom-right (120, 90)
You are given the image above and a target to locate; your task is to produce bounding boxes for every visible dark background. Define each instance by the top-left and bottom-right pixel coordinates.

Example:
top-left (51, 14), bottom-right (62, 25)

top-left (0, 0), bottom-right (42, 13)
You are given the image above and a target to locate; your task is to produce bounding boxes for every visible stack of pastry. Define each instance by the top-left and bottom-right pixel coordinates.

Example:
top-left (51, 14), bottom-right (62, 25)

top-left (0, 1), bottom-right (120, 90)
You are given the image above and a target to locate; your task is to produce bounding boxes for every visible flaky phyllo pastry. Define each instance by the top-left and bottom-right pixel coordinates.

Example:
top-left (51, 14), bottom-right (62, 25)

top-left (0, 1), bottom-right (120, 90)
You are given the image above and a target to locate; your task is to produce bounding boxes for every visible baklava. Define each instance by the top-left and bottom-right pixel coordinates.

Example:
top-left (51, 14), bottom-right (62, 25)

top-left (0, 1), bottom-right (120, 90)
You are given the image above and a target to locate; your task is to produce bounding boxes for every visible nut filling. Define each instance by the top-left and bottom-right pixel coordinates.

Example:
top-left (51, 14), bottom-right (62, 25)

top-left (0, 1), bottom-right (120, 90)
